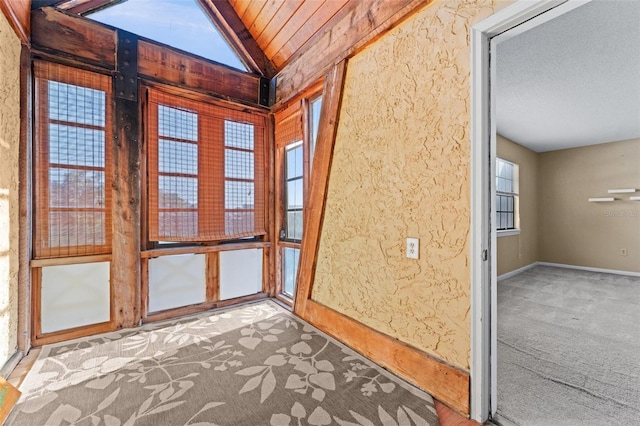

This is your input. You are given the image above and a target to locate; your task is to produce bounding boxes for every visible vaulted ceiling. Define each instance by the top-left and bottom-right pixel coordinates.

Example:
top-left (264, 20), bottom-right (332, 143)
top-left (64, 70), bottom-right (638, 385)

top-left (32, 0), bottom-right (356, 77)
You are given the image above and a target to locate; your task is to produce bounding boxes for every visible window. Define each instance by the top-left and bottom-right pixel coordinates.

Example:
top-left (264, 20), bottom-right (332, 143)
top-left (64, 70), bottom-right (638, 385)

top-left (147, 89), bottom-right (266, 243)
top-left (496, 158), bottom-right (519, 231)
top-left (34, 61), bottom-right (112, 258)
top-left (309, 96), bottom-right (323, 163)
top-left (284, 142), bottom-right (304, 241)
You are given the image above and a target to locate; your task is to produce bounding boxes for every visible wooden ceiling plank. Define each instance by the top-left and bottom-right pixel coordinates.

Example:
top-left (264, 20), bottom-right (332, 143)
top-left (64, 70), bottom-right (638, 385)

top-left (57, 0), bottom-right (116, 15)
top-left (254, 0), bottom-right (302, 49)
top-left (263, 0), bottom-right (327, 62)
top-left (240, 0), bottom-right (267, 33)
top-left (270, 0), bottom-right (349, 69)
top-left (275, 0), bottom-right (433, 105)
top-left (0, 0), bottom-right (30, 43)
top-left (199, 0), bottom-right (276, 78)
top-left (234, 0), bottom-right (252, 20)
top-left (248, 0), bottom-right (285, 44)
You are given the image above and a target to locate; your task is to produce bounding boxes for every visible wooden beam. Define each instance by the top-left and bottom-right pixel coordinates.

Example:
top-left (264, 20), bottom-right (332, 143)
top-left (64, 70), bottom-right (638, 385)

top-left (31, 7), bottom-right (116, 69)
top-left (140, 241), bottom-right (270, 259)
top-left (0, 0), bottom-right (31, 44)
top-left (111, 30), bottom-right (141, 329)
top-left (138, 39), bottom-right (263, 106)
top-left (294, 60), bottom-right (347, 314)
top-left (274, 0), bottom-right (433, 105)
top-left (57, 0), bottom-right (117, 15)
top-left (17, 45), bottom-right (32, 353)
top-left (198, 0), bottom-right (276, 78)
top-left (304, 300), bottom-right (471, 415)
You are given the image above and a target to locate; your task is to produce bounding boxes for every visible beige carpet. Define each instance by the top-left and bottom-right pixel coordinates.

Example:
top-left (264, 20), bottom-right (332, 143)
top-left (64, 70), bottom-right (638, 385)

top-left (8, 301), bottom-right (439, 425)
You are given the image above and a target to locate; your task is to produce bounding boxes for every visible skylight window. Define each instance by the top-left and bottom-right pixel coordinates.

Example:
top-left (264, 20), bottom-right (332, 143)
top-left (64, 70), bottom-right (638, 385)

top-left (86, 0), bottom-right (247, 72)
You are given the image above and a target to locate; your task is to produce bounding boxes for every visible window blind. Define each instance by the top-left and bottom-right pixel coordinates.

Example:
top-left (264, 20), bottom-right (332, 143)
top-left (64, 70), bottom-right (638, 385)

top-left (147, 89), bottom-right (266, 242)
top-left (34, 61), bottom-right (113, 258)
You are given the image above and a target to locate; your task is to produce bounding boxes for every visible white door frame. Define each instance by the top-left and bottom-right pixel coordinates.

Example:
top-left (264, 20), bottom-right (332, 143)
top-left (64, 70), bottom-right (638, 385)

top-left (469, 0), bottom-right (592, 422)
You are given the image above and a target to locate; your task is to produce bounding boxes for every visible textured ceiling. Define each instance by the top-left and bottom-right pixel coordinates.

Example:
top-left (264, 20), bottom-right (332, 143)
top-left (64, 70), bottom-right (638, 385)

top-left (496, 0), bottom-right (640, 152)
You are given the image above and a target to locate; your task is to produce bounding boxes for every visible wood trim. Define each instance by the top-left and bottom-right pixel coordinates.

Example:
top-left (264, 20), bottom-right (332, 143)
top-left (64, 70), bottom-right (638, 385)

top-left (206, 252), bottom-right (220, 302)
top-left (138, 39), bottom-right (262, 107)
top-left (31, 7), bottom-right (116, 70)
top-left (141, 241), bottom-right (270, 258)
top-left (293, 60), bottom-right (347, 314)
top-left (57, 0), bottom-right (117, 15)
top-left (30, 254), bottom-right (112, 268)
top-left (17, 44), bottom-right (32, 353)
top-left (274, 0), bottom-right (433, 106)
top-left (304, 300), bottom-right (470, 415)
top-left (32, 321), bottom-right (114, 347)
top-left (265, 114), bottom-right (276, 297)
top-left (30, 268), bottom-right (42, 343)
top-left (197, 0), bottom-right (276, 78)
top-left (0, 0), bottom-right (30, 44)
top-left (5, 0), bottom-right (28, 36)
top-left (142, 292), bottom-right (268, 323)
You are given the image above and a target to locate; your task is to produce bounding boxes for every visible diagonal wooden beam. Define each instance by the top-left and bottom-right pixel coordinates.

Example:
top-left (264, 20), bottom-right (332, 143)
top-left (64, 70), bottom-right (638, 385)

top-left (275, 0), bottom-right (434, 106)
top-left (1, 0), bottom-right (31, 43)
top-left (198, 0), bottom-right (275, 78)
top-left (56, 0), bottom-right (118, 14)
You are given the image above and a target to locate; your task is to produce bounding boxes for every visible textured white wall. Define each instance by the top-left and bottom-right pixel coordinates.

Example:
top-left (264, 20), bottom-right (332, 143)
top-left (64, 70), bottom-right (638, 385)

top-left (0, 11), bottom-right (21, 367)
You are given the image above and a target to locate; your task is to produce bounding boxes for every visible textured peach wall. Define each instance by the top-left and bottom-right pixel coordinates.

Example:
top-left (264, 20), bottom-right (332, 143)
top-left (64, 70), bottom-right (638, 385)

top-left (312, 0), bottom-right (507, 370)
top-left (0, 11), bottom-right (21, 367)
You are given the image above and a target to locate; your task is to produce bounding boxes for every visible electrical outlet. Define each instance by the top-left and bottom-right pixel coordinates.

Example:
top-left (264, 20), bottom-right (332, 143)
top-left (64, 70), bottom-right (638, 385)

top-left (406, 238), bottom-right (419, 259)
top-left (620, 248), bottom-right (628, 256)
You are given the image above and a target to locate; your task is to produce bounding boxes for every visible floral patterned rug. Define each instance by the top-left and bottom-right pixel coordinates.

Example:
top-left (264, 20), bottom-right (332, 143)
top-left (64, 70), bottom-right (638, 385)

top-left (8, 301), bottom-right (439, 425)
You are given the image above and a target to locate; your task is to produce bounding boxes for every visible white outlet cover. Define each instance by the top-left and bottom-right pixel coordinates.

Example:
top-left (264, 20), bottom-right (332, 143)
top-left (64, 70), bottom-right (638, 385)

top-left (406, 237), bottom-right (419, 259)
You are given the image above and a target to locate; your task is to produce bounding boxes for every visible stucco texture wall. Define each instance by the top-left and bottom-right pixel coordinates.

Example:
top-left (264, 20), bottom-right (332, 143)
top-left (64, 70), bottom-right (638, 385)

top-left (0, 11), bottom-right (21, 367)
top-left (312, 0), bottom-right (507, 370)
top-left (497, 134), bottom-right (539, 276)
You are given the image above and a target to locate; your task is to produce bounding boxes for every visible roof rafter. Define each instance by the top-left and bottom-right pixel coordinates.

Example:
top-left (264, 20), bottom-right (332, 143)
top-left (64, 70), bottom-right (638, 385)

top-left (197, 0), bottom-right (275, 78)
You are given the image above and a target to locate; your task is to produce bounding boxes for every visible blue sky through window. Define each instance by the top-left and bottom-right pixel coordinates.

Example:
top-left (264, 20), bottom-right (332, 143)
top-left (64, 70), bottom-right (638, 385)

top-left (87, 0), bottom-right (247, 71)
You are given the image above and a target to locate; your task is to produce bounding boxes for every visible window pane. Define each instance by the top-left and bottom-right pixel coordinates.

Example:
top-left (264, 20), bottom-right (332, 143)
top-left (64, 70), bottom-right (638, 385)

top-left (282, 247), bottom-right (300, 297)
top-left (159, 176), bottom-right (198, 208)
top-left (159, 105), bottom-right (198, 141)
top-left (310, 97), bottom-right (322, 156)
top-left (507, 196), bottom-right (513, 211)
top-left (158, 212), bottom-right (198, 238)
top-left (287, 210), bottom-right (303, 241)
top-left (49, 124), bottom-right (105, 167)
top-left (286, 145), bottom-right (303, 178)
top-left (49, 169), bottom-right (105, 208)
top-left (159, 139), bottom-right (198, 175)
top-left (225, 211), bottom-right (255, 235)
top-left (225, 120), bottom-right (254, 150)
top-left (48, 81), bottom-right (106, 127)
top-left (287, 179), bottom-right (303, 210)
top-left (225, 181), bottom-right (254, 209)
top-left (507, 213), bottom-right (514, 229)
top-left (49, 211), bottom-right (106, 247)
top-left (225, 149), bottom-right (254, 179)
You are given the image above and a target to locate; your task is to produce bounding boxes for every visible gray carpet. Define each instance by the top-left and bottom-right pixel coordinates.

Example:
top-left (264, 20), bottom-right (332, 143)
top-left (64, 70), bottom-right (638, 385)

top-left (496, 266), bottom-right (640, 426)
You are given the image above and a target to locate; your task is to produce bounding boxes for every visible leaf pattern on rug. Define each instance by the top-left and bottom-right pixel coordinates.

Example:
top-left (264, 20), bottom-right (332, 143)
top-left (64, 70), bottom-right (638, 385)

top-left (8, 301), bottom-right (439, 426)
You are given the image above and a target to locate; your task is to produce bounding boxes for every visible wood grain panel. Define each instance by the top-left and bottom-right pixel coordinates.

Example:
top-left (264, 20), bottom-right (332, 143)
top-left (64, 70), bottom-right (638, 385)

top-left (138, 40), bottom-right (262, 105)
top-left (304, 300), bottom-right (471, 415)
top-left (275, 0), bottom-right (433, 104)
top-left (0, 0), bottom-right (30, 43)
top-left (248, 0), bottom-right (284, 40)
top-left (254, 1), bottom-right (301, 48)
top-left (262, 0), bottom-right (326, 60)
top-left (270, 0), bottom-right (349, 68)
top-left (31, 7), bottom-right (116, 69)
top-left (240, 0), bottom-right (266, 30)
top-left (230, 0), bottom-right (251, 20)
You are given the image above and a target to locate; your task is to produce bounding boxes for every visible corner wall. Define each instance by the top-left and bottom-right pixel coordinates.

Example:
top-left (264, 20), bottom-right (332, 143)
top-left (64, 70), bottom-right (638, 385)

top-left (538, 138), bottom-right (640, 273)
top-left (311, 0), bottom-right (507, 370)
top-left (497, 135), bottom-right (539, 275)
top-left (0, 11), bottom-right (21, 368)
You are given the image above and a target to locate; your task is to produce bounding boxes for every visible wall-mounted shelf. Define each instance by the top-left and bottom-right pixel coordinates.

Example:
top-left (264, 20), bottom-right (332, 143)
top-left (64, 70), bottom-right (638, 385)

top-left (588, 197), bottom-right (616, 202)
top-left (608, 188), bottom-right (638, 194)
top-left (630, 196), bottom-right (640, 201)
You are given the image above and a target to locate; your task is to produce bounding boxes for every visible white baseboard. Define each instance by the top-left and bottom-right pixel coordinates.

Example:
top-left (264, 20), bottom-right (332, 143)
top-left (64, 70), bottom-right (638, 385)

top-left (537, 262), bottom-right (640, 278)
top-left (497, 262), bottom-right (538, 281)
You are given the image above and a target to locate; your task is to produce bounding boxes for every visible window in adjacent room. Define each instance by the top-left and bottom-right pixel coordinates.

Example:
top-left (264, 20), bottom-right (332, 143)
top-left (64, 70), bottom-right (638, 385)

top-left (496, 158), bottom-right (519, 232)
